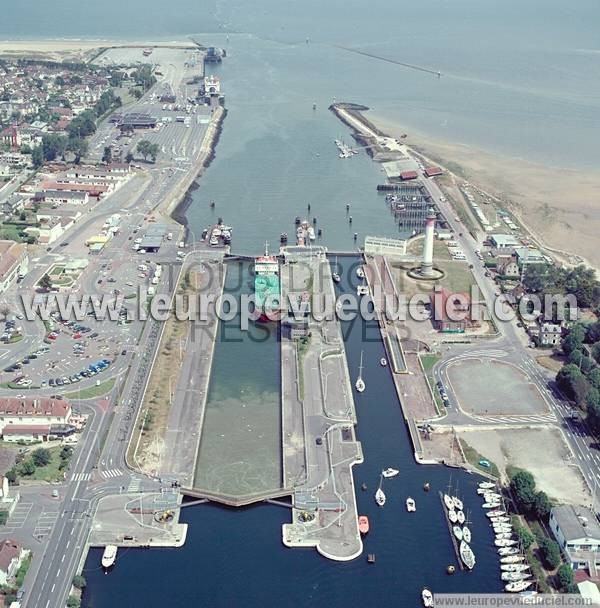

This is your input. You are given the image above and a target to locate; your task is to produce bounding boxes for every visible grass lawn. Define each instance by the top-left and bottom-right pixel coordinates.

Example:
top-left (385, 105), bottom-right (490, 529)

top-left (419, 353), bottom-right (444, 415)
top-left (459, 438), bottom-right (500, 478)
top-left (63, 377), bottom-right (116, 400)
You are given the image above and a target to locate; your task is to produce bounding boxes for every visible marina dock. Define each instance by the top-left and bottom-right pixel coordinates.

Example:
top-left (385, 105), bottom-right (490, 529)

top-left (438, 491), bottom-right (464, 570)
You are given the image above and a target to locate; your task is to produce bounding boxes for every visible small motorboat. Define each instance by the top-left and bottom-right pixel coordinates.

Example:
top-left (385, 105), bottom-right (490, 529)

top-left (448, 509), bottom-right (458, 524)
top-left (375, 488), bottom-right (386, 507)
top-left (495, 538), bottom-right (518, 547)
top-left (453, 525), bottom-right (463, 541)
top-left (462, 526), bottom-right (471, 543)
top-left (382, 468), bottom-right (399, 478)
top-left (483, 492), bottom-right (501, 501)
top-left (380, 357), bottom-right (388, 367)
top-left (459, 541), bottom-right (476, 570)
top-left (422, 588), bottom-right (434, 607)
top-left (358, 515), bottom-right (370, 534)
top-left (357, 284), bottom-right (369, 296)
top-left (406, 497), bottom-right (416, 512)
top-left (356, 266), bottom-right (365, 279)
top-left (489, 516), bottom-right (510, 523)
top-left (498, 547), bottom-right (519, 556)
top-left (332, 272), bottom-right (341, 283)
top-left (452, 496), bottom-right (463, 511)
top-left (505, 580), bottom-right (532, 593)
top-left (443, 494), bottom-right (454, 510)
top-left (102, 545), bottom-right (117, 569)
top-left (456, 510), bottom-right (465, 525)
top-left (478, 481), bottom-right (496, 490)
top-left (486, 510), bottom-right (506, 518)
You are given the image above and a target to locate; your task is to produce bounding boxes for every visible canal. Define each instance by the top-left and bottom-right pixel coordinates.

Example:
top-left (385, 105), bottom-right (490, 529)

top-left (82, 257), bottom-right (502, 607)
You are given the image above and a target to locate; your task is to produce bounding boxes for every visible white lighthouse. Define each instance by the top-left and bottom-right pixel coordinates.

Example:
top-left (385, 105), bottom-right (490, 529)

top-left (420, 209), bottom-right (436, 277)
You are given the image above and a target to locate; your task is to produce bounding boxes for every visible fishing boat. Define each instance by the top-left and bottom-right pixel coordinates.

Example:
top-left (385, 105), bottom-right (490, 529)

top-left (462, 526), bottom-right (471, 543)
top-left (486, 510), bottom-right (506, 518)
top-left (498, 547), bottom-right (519, 556)
top-left (375, 475), bottom-right (386, 506)
top-left (406, 497), bottom-right (416, 512)
top-left (456, 510), bottom-right (465, 525)
top-left (505, 580), bottom-right (532, 593)
top-left (495, 538), bottom-right (518, 547)
top-left (102, 545), bottom-right (117, 569)
top-left (355, 351), bottom-right (365, 393)
top-left (382, 468), bottom-right (399, 478)
top-left (358, 515), bottom-right (370, 534)
top-left (501, 555), bottom-right (526, 564)
top-left (452, 496), bottom-right (463, 511)
top-left (459, 541), bottom-right (476, 570)
top-left (448, 509), bottom-right (458, 524)
top-left (356, 266), bottom-right (365, 279)
top-left (453, 525), bottom-right (463, 541)
top-left (443, 494), bottom-right (454, 510)
top-left (478, 481), bottom-right (496, 490)
top-left (422, 589), bottom-right (434, 607)
top-left (501, 564), bottom-right (530, 572)
top-left (380, 357), bottom-right (387, 366)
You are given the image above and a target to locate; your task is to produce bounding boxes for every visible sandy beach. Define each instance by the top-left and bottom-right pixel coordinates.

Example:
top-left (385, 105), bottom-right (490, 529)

top-left (372, 114), bottom-right (600, 270)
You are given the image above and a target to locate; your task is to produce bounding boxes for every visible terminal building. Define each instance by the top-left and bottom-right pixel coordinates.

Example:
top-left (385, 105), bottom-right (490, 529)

top-left (140, 223), bottom-right (168, 252)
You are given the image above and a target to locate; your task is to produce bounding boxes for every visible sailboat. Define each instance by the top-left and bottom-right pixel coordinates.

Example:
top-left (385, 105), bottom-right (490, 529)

top-left (453, 525), bottom-right (463, 541)
top-left (462, 526), bottom-right (471, 543)
top-left (443, 494), bottom-right (454, 510)
top-left (505, 580), bottom-right (532, 593)
top-left (355, 351), bottom-right (365, 393)
top-left (456, 510), bottom-right (465, 525)
top-left (478, 481), bottom-right (496, 490)
top-left (375, 475), bottom-right (386, 506)
top-left (459, 541), bottom-right (476, 570)
top-left (382, 468), bottom-right (399, 478)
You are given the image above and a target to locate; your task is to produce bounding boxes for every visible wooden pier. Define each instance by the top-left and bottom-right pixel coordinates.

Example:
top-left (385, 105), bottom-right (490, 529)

top-left (438, 491), bottom-right (464, 570)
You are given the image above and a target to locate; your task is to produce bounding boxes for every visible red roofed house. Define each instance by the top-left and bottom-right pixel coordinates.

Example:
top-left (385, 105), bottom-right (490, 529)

top-left (0, 398), bottom-right (71, 440)
top-left (424, 166), bottom-right (443, 178)
top-left (0, 540), bottom-right (27, 585)
top-left (429, 288), bottom-right (472, 333)
top-left (400, 170), bottom-right (418, 181)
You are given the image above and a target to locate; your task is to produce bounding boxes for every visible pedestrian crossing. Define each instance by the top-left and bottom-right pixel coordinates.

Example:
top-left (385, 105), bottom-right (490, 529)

top-left (127, 478), bottom-right (142, 493)
top-left (100, 468), bottom-right (123, 479)
top-left (71, 472), bottom-right (91, 482)
top-left (462, 349), bottom-right (509, 359)
top-left (471, 412), bottom-right (557, 425)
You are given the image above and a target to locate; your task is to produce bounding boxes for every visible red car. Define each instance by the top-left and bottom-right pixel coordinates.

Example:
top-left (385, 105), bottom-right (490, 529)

top-left (73, 333), bottom-right (82, 339)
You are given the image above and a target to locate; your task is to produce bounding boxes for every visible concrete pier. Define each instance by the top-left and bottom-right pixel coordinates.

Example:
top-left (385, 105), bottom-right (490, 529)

top-left (280, 248), bottom-right (363, 562)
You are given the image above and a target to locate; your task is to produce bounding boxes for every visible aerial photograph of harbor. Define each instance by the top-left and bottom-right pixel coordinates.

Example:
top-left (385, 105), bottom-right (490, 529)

top-left (0, 1), bottom-right (600, 607)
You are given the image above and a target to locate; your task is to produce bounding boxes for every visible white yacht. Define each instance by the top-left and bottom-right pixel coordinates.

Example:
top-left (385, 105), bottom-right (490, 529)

top-left (453, 525), bottom-right (463, 541)
top-left (356, 266), bottom-right (365, 279)
top-left (406, 497), bottom-right (416, 512)
top-left (443, 494), bottom-right (454, 510)
top-left (456, 510), bottom-right (465, 524)
top-left (459, 541), bottom-right (476, 570)
top-left (498, 547), bottom-right (519, 556)
top-left (448, 509), bottom-right (458, 524)
top-left (478, 481), bottom-right (495, 490)
top-left (102, 545), bottom-right (118, 569)
top-left (382, 468), bottom-right (399, 478)
top-left (462, 526), bottom-right (471, 543)
top-left (505, 581), bottom-right (532, 593)
top-left (380, 357), bottom-right (388, 366)
top-left (501, 555), bottom-right (526, 564)
top-left (375, 487), bottom-right (386, 506)
top-left (422, 589), bottom-right (433, 607)
top-left (452, 496), bottom-right (463, 511)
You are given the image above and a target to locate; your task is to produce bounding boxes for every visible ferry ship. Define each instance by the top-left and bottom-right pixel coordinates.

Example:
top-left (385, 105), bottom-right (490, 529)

top-left (254, 246), bottom-right (282, 322)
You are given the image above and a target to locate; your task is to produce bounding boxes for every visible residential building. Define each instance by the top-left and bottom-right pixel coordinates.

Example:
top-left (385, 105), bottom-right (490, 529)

top-left (0, 540), bottom-right (26, 585)
top-left (0, 125), bottom-right (20, 149)
top-left (549, 505), bottom-right (600, 577)
top-left (36, 189), bottom-right (89, 206)
top-left (496, 255), bottom-right (520, 278)
top-left (0, 241), bottom-right (28, 294)
top-left (429, 288), bottom-right (472, 333)
top-left (514, 246), bottom-right (546, 267)
top-left (1, 194), bottom-right (25, 216)
top-left (539, 322), bottom-right (563, 347)
top-left (0, 397), bottom-right (71, 434)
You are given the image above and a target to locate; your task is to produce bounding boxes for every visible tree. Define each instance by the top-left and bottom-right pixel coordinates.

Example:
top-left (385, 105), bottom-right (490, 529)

top-left (513, 521), bottom-right (534, 549)
top-left (67, 110), bottom-right (96, 139)
top-left (556, 364), bottom-right (590, 405)
top-left (125, 151), bottom-right (134, 164)
top-left (102, 146), bottom-right (112, 164)
top-left (5, 468), bottom-right (17, 484)
top-left (562, 324), bottom-right (585, 356)
top-left (39, 274), bottom-right (52, 290)
top-left (66, 596), bottom-right (81, 608)
top-left (32, 448), bottom-right (51, 467)
top-left (72, 574), bottom-right (86, 589)
top-left (588, 366), bottom-right (600, 389)
top-left (67, 137), bottom-right (88, 164)
top-left (31, 145), bottom-right (44, 168)
top-left (533, 491), bottom-right (552, 520)
top-left (510, 470), bottom-right (537, 511)
top-left (592, 343), bottom-right (600, 366)
top-left (567, 349), bottom-right (594, 374)
top-left (538, 536), bottom-right (561, 569)
top-left (18, 459), bottom-right (36, 476)
top-left (586, 322), bottom-right (600, 344)
top-left (556, 563), bottom-right (575, 592)
top-left (137, 140), bottom-right (159, 162)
